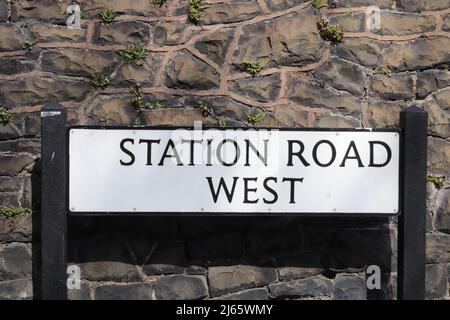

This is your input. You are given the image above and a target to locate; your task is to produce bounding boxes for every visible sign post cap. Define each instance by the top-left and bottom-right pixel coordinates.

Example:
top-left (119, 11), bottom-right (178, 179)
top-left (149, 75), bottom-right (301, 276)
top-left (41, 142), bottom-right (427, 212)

top-left (42, 101), bottom-right (65, 112)
top-left (402, 105), bottom-right (426, 114)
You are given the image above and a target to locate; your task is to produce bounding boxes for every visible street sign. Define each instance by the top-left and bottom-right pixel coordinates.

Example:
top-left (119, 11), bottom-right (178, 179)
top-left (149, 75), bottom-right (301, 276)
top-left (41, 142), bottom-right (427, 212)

top-left (41, 103), bottom-right (427, 300)
top-left (68, 128), bottom-right (399, 215)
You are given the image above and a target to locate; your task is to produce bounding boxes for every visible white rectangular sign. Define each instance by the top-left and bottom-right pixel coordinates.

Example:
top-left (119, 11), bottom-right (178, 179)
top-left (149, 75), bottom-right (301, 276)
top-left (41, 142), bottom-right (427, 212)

top-left (69, 128), bottom-right (400, 215)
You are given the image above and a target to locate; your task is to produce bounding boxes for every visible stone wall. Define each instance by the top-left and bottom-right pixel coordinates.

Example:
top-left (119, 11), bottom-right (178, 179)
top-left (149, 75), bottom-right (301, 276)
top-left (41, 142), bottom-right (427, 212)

top-left (0, 0), bottom-right (449, 300)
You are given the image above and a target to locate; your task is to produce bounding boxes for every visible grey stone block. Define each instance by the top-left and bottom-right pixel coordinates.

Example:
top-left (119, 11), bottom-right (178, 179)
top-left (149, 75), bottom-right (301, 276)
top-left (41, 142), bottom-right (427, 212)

top-left (426, 232), bottom-right (450, 264)
top-left (269, 276), bottom-right (333, 298)
top-left (0, 215), bottom-right (32, 243)
top-left (214, 287), bottom-right (269, 300)
top-left (0, 243), bottom-right (32, 281)
top-left (434, 189), bottom-right (450, 232)
top-left (426, 264), bottom-right (448, 299)
top-left (68, 281), bottom-right (91, 300)
top-left (333, 273), bottom-right (367, 300)
top-left (0, 0), bottom-right (8, 22)
top-left (0, 278), bottom-right (32, 300)
top-left (185, 265), bottom-right (207, 275)
top-left (95, 283), bottom-right (154, 300)
top-left (208, 265), bottom-right (277, 297)
top-left (153, 274), bottom-right (208, 300)
top-left (79, 261), bottom-right (142, 282)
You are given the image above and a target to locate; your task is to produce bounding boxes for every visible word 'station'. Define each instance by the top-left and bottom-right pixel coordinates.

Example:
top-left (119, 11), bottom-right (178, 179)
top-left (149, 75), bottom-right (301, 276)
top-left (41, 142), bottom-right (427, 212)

top-left (69, 128), bottom-right (399, 215)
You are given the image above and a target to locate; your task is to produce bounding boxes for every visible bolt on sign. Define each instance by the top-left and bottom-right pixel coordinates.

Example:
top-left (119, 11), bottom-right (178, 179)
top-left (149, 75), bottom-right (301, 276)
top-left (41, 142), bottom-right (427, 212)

top-left (68, 127), bottom-right (400, 215)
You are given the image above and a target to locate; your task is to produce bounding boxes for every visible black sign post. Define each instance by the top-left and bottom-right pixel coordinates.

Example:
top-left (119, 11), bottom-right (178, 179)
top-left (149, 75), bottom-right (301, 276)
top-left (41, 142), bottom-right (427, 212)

top-left (39, 103), bottom-right (427, 300)
top-left (398, 106), bottom-right (428, 300)
top-left (40, 102), bottom-right (68, 300)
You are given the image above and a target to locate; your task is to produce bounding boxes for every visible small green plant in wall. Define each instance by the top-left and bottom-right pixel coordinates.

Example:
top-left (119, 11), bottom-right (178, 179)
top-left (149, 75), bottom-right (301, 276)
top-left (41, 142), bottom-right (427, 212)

top-left (152, 0), bottom-right (169, 7)
top-left (0, 105), bottom-right (13, 125)
top-left (0, 207), bottom-right (31, 218)
top-left (143, 101), bottom-right (166, 110)
top-left (128, 84), bottom-right (165, 111)
top-left (427, 175), bottom-right (446, 190)
top-left (245, 110), bottom-right (267, 127)
top-left (99, 9), bottom-right (117, 23)
top-left (317, 18), bottom-right (344, 43)
top-left (23, 40), bottom-right (33, 51)
top-left (379, 66), bottom-right (392, 77)
top-left (197, 103), bottom-right (214, 117)
top-left (129, 83), bottom-right (145, 109)
top-left (188, 0), bottom-right (209, 25)
top-left (117, 42), bottom-right (147, 65)
top-left (89, 72), bottom-right (110, 89)
top-left (313, 0), bottom-right (328, 10)
top-left (240, 61), bottom-right (263, 76)
top-left (81, 10), bottom-right (89, 20)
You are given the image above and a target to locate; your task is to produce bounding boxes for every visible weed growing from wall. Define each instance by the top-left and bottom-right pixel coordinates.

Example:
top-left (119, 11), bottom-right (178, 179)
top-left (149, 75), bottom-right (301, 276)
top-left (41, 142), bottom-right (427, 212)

top-left (117, 42), bottom-right (147, 65)
top-left (240, 61), bottom-right (263, 76)
top-left (99, 9), bottom-right (117, 23)
top-left (129, 83), bottom-right (146, 109)
top-left (245, 110), bottom-right (267, 127)
top-left (89, 72), bottom-right (110, 89)
top-left (188, 0), bottom-right (209, 24)
top-left (80, 10), bottom-right (89, 20)
top-left (143, 101), bottom-right (166, 110)
top-left (0, 207), bottom-right (31, 217)
top-left (128, 84), bottom-right (167, 111)
top-left (197, 103), bottom-right (214, 117)
top-left (313, 0), bottom-right (328, 10)
top-left (23, 40), bottom-right (33, 51)
top-left (379, 66), bottom-right (392, 77)
top-left (317, 18), bottom-right (344, 42)
top-left (152, 0), bottom-right (169, 7)
top-left (0, 106), bottom-right (13, 125)
top-left (193, 102), bottom-right (228, 126)
top-left (428, 175), bottom-right (446, 190)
